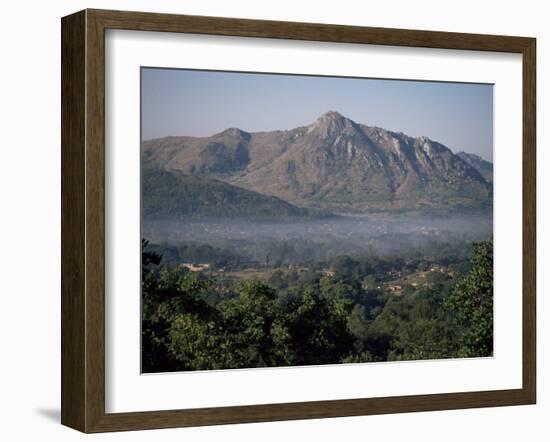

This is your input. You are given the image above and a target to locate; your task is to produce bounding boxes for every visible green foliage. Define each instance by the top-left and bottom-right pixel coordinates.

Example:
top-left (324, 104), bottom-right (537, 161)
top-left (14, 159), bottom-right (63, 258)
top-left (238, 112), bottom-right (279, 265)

top-left (141, 255), bottom-right (219, 372)
top-left (218, 281), bottom-right (294, 368)
top-left (141, 238), bottom-right (493, 372)
top-left (445, 239), bottom-right (493, 357)
top-left (142, 168), bottom-right (309, 219)
top-left (146, 242), bottom-right (242, 268)
top-left (285, 286), bottom-right (355, 366)
top-left (168, 313), bottom-right (227, 370)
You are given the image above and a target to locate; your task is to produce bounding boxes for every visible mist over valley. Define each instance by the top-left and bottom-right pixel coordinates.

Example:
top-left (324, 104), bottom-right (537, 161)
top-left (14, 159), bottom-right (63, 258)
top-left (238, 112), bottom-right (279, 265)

top-left (143, 111), bottom-right (493, 265)
top-left (141, 109), bottom-right (494, 372)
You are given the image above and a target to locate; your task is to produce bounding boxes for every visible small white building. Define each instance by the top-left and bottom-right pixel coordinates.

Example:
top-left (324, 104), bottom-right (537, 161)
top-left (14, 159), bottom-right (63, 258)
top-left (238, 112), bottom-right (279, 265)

top-left (180, 263), bottom-right (211, 272)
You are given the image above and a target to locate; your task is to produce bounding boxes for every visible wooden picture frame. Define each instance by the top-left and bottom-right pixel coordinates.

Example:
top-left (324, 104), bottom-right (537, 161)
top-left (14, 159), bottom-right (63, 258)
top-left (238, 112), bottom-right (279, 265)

top-left (61, 8), bottom-right (536, 433)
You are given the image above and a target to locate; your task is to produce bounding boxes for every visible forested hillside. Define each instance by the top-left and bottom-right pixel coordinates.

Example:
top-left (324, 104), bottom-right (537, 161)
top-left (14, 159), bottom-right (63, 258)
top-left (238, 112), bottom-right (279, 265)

top-left (142, 239), bottom-right (493, 372)
top-left (142, 167), bottom-right (311, 219)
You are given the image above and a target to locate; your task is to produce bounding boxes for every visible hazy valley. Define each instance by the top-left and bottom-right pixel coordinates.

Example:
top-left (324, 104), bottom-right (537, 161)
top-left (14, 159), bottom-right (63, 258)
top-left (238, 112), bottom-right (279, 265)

top-left (141, 111), bottom-right (494, 372)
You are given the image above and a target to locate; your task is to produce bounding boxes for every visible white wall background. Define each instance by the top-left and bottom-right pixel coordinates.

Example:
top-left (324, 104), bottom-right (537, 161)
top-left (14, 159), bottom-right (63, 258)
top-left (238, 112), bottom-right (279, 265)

top-left (0, 0), bottom-right (546, 440)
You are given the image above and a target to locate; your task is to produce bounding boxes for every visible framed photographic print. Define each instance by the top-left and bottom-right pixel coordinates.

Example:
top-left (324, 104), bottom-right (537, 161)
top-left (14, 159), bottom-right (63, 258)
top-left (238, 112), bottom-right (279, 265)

top-left (61, 9), bottom-right (536, 433)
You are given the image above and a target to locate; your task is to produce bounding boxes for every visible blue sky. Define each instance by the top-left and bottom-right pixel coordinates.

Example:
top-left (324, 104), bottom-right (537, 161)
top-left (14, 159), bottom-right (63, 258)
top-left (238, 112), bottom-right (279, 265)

top-left (142, 68), bottom-right (493, 161)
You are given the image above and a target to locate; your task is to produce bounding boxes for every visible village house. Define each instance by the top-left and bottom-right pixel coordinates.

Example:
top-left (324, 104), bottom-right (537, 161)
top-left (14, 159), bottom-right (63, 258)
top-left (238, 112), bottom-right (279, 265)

top-left (385, 284), bottom-right (402, 294)
top-left (180, 263), bottom-right (211, 272)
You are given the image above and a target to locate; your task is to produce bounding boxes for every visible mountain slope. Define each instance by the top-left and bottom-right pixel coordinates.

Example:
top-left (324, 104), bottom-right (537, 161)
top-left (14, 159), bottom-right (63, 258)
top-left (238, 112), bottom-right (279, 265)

top-left (457, 151), bottom-right (493, 183)
top-left (143, 112), bottom-right (492, 213)
top-left (142, 168), bottom-right (311, 219)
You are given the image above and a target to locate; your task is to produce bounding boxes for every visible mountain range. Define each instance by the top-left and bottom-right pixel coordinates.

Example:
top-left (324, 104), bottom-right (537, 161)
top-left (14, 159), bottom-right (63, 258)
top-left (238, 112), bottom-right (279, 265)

top-left (456, 151), bottom-right (493, 183)
top-left (142, 111), bottom-right (492, 217)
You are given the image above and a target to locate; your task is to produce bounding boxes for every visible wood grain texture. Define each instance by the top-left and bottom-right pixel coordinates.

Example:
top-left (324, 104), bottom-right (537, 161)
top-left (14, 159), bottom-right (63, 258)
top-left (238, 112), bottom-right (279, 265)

top-left (89, 8), bottom-right (532, 52)
top-left (84, 9), bottom-right (107, 433)
top-left (60, 8), bottom-right (537, 433)
top-left (90, 389), bottom-right (530, 432)
top-left (61, 10), bottom-right (86, 432)
top-left (522, 38), bottom-right (537, 403)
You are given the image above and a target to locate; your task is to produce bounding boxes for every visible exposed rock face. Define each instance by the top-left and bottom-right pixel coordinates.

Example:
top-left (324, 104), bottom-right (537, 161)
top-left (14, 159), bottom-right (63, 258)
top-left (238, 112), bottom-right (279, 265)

top-left (141, 128), bottom-right (251, 175)
top-left (142, 111), bottom-right (492, 213)
top-left (457, 151), bottom-right (493, 183)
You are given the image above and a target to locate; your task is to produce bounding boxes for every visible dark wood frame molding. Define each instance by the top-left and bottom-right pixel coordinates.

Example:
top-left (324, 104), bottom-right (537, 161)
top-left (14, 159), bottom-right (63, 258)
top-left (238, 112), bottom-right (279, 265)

top-left (61, 8), bottom-right (536, 433)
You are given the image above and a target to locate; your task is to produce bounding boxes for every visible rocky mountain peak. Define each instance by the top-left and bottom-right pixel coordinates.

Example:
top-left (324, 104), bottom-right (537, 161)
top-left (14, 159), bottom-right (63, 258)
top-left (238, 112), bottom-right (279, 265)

top-left (216, 127), bottom-right (251, 140)
top-left (142, 112), bottom-right (493, 212)
top-left (307, 111), bottom-right (359, 139)
top-left (318, 110), bottom-right (346, 121)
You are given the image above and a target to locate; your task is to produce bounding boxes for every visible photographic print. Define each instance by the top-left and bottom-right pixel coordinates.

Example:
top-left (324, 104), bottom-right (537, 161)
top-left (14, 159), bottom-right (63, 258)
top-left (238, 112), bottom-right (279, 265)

top-left (140, 68), bottom-right (494, 373)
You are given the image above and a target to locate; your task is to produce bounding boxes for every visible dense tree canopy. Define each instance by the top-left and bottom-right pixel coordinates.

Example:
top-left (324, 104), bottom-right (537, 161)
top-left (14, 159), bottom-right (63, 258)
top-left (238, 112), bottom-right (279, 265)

top-left (445, 239), bottom-right (493, 357)
top-left (142, 239), bottom-right (494, 372)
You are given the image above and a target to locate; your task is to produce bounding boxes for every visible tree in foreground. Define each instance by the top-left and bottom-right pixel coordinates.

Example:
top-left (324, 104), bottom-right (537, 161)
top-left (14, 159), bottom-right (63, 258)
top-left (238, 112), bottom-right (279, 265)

top-left (445, 239), bottom-right (493, 357)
